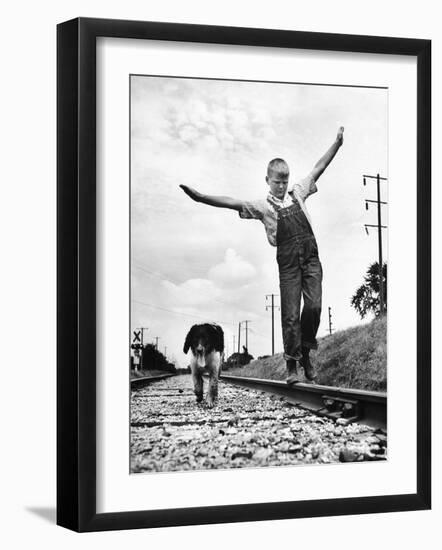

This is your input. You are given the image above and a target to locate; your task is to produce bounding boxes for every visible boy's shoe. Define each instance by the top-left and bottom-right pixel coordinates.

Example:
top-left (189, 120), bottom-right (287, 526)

top-left (300, 354), bottom-right (317, 381)
top-left (286, 359), bottom-right (300, 385)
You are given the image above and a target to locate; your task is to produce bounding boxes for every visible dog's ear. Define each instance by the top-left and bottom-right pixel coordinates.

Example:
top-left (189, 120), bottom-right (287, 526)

top-left (183, 325), bottom-right (197, 354)
top-left (212, 324), bottom-right (224, 353)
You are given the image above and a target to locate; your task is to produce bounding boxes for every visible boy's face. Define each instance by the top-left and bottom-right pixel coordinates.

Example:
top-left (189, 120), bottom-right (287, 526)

top-left (266, 170), bottom-right (289, 199)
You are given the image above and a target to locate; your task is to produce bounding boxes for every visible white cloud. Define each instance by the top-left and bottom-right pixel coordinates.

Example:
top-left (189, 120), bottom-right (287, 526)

top-left (208, 248), bottom-right (257, 287)
top-left (158, 82), bottom-right (281, 153)
top-left (162, 278), bottom-right (221, 307)
top-left (200, 134), bottom-right (220, 149)
top-left (178, 124), bottom-right (200, 143)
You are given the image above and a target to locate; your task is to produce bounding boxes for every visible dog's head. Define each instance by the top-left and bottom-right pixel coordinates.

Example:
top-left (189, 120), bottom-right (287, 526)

top-left (183, 324), bottom-right (224, 366)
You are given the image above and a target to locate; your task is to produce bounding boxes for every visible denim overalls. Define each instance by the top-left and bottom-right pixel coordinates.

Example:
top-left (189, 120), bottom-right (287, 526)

top-left (271, 194), bottom-right (323, 362)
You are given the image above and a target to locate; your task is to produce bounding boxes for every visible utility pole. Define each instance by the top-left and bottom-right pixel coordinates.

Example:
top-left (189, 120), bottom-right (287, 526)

top-left (164, 346), bottom-right (167, 359)
top-left (237, 322), bottom-right (241, 353)
top-left (152, 336), bottom-right (160, 371)
top-left (139, 327), bottom-right (149, 345)
top-left (328, 307), bottom-right (333, 335)
top-left (242, 320), bottom-right (252, 352)
top-left (232, 335), bottom-right (236, 356)
top-left (266, 294), bottom-right (280, 355)
top-left (363, 173), bottom-right (388, 315)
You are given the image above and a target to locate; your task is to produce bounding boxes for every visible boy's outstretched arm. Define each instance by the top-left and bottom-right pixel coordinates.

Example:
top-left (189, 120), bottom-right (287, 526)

top-left (310, 126), bottom-right (344, 182)
top-left (180, 184), bottom-right (244, 211)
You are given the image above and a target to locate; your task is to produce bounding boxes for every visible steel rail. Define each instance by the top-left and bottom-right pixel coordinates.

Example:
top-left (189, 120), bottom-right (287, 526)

top-left (130, 373), bottom-right (176, 388)
top-left (221, 374), bottom-right (386, 429)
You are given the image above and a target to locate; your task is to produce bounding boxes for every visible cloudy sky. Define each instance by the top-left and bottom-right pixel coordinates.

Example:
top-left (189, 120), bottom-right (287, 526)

top-left (130, 75), bottom-right (388, 367)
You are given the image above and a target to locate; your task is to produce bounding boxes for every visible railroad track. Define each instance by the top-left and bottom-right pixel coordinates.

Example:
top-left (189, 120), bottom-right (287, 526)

top-left (221, 374), bottom-right (386, 430)
top-left (130, 373), bottom-right (175, 388)
top-left (130, 374), bottom-right (387, 473)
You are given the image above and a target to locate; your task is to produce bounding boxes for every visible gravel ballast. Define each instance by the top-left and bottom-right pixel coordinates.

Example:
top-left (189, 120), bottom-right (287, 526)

top-left (131, 375), bottom-right (387, 473)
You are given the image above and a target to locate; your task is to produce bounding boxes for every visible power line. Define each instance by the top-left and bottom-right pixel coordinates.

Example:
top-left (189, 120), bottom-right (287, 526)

top-left (249, 327), bottom-right (270, 340)
top-left (133, 263), bottom-right (167, 280)
top-left (133, 261), bottom-right (269, 324)
top-left (132, 299), bottom-right (237, 326)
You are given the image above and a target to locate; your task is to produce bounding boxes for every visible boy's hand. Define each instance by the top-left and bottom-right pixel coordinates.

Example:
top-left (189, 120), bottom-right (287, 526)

top-left (180, 184), bottom-right (201, 202)
top-left (336, 126), bottom-right (344, 146)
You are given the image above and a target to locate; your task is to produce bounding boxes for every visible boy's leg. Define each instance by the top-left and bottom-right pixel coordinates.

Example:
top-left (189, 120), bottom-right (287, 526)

top-left (300, 246), bottom-right (323, 380)
top-left (279, 252), bottom-right (303, 383)
top-left (280, 266), bottom-right (303, 361)
top-left (286, 358), bottom-right (300, 385)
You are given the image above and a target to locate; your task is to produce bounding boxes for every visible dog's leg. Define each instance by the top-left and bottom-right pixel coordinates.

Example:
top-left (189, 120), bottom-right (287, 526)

top-left (192, 371), bottom-right (203, 403)
top-left (207, 371), bottom-right (219, 408)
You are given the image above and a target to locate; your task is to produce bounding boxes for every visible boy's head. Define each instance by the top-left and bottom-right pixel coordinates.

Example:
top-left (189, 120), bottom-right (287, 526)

top-left (266, 158), bottom-right (290, 199)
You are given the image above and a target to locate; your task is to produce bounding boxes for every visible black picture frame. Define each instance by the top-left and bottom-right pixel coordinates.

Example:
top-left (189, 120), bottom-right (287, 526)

top-left (57, 17), bottom-right (431, 532)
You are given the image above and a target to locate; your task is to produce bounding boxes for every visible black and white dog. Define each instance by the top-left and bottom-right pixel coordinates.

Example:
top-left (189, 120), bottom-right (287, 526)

top-left (183, 323), bottom-right (224, 407)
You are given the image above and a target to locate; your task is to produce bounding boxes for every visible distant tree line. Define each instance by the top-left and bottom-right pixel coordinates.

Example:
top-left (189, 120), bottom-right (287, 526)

top-left (222, 346), bottom-right (254, 371)
top-left (131, 343), bottom-right (176, 373)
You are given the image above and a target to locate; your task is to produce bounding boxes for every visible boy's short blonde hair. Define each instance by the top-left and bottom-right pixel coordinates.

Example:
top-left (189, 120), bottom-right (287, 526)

top-left (267, 158), bottom-right (290, 177)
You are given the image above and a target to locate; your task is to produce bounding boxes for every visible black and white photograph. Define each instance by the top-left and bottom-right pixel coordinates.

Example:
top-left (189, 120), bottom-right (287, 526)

top-left (0, 0), bottom-right (435, 542)
top-left (129, 75), bottom-right (388, 473)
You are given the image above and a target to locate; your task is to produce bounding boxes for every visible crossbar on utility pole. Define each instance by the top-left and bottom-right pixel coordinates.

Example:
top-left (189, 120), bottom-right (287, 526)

top-left (328, 307), bottom-right (333, 335)
top-left (363, 173), bottom-right (388, 315)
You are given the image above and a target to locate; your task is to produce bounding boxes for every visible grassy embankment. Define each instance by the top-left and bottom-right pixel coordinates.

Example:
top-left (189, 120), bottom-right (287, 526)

top-left (226, 316), bottom-right (386, 391)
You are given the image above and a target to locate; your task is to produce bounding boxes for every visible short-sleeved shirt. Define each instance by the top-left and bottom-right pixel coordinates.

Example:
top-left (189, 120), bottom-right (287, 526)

top-left (238, 173), bottom-right (318, 246)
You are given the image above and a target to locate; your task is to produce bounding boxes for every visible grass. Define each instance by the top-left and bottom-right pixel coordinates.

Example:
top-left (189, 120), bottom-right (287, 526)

top-left (226, 316), bottom-right (387, 391)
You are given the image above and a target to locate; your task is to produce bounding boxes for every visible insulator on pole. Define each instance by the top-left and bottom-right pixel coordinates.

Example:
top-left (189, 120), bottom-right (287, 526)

top-left (365, 226), bottom-right (369, 235)
top-left (363, 177), bottom-right (366, 186)
top-left (365, 202), bottom-right (369, 210)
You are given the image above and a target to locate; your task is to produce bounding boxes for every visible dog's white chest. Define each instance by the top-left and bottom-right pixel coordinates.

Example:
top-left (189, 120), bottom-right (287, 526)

top-left (191, 350), bottom-right (219, 370)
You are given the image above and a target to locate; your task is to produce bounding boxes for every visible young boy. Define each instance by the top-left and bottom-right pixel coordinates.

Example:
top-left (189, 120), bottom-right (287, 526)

top-left (180, 127), bottom-right (344, 384)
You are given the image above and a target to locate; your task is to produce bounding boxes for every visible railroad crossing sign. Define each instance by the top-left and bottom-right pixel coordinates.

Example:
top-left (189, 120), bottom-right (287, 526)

top-left (131, 330), bottom-right (143, 350)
